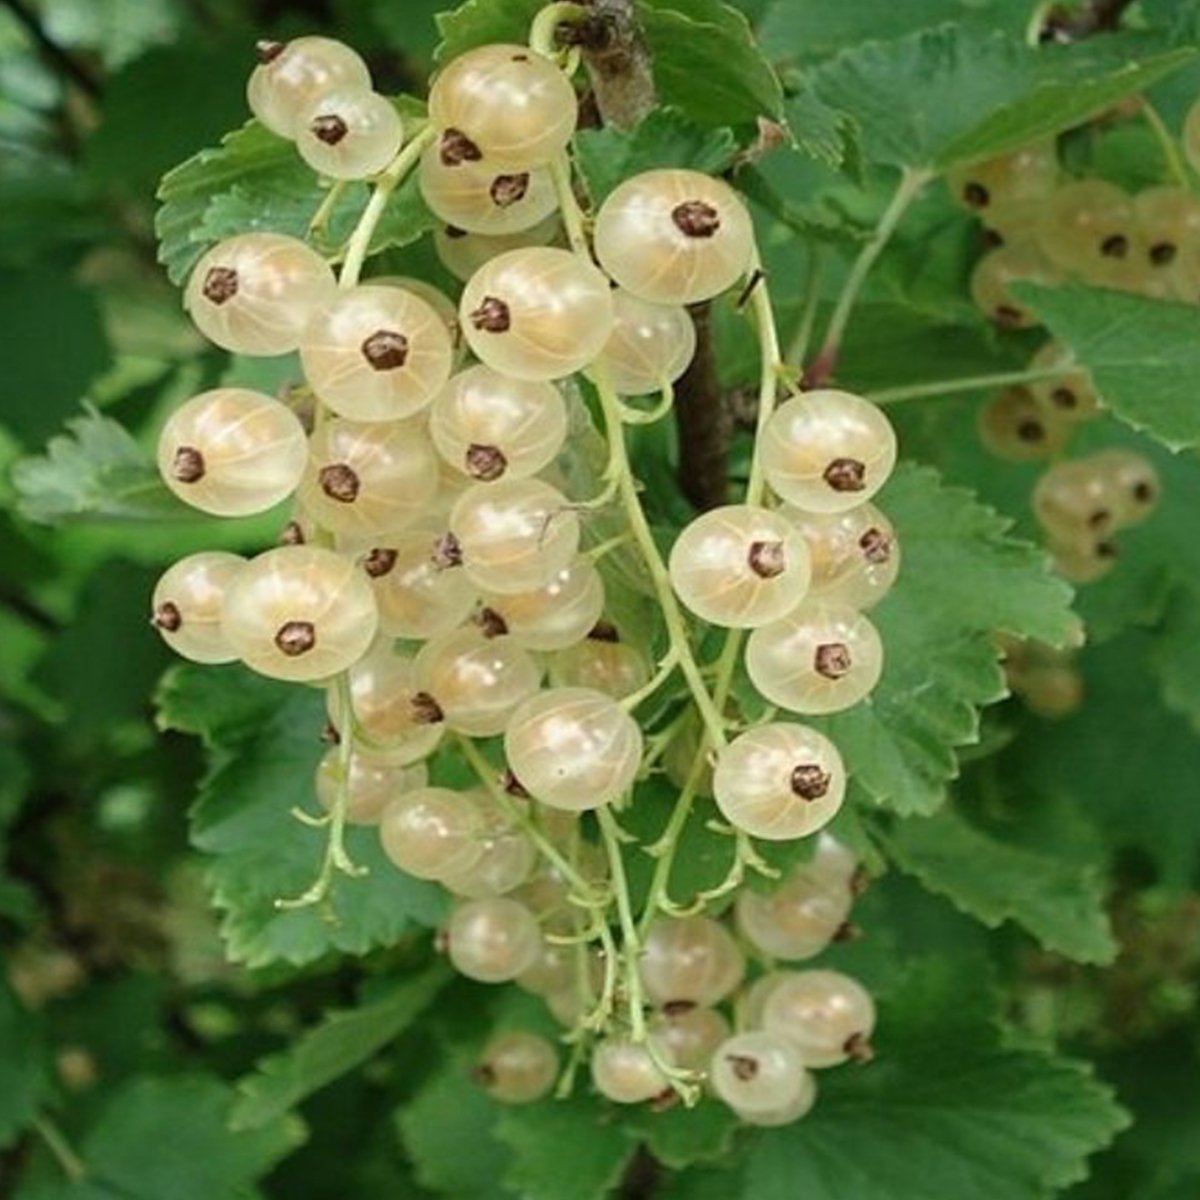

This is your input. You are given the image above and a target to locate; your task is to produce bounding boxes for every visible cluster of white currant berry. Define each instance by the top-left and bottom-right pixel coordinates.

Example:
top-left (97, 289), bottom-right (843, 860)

top-left (149, 17), bottom-right (892, 1119)
top-left (945, 139), bottom-right (1164, 584)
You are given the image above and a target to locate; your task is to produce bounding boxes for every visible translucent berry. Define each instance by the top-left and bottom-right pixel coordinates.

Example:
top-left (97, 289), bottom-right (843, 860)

top-left (446, 896), bottom-right (542, 982)
top-left (1032, 459), bottom-right (1122, 540)
top-left (1049, 533), bottom-right (1117, 585)
top-left (946, 141), bottom-right (1058, 213)
top-left (1027, 341), bottom-right (1101, 422)
top-left (591, 1036), bottom-right (674, 1104)
top-left (761, 969), bottom-right (876, 1067)
top-left (761, 391), bottom-right (897, 513)
top-left (709, 1031), bottom-right (812, 1116)
top-left (591, 290), bottom-right (697, 396)
top-left (746, 604), bottom-right (884, 716)
top-left (315, 749), bottom-right (427, 825)
top-left (379, 786), bottom-right (485, 880)
top-left (475, 1031), bottom-right (558, 1103)
top-left (783, 503), bottom-right (900, 610)
top-left (969, 241), bottom-right (1062, 328)
top-left (478, 558), bottom-right (605, 652)
top-left (593, 169), bottom-right (754, 305)
top-left (549, 632), bottom-right (652, 700)
top-left (434, 215), bottom-right (561, 283)
top-left (735, 865), bottom-right (853, 960)
top-left (151, 551), bottom-right (245, 664)
top-left (419, 144), bottom-right (557, 235)
top-left (1132, 186), bottom-right (1200, 271)
top-left (247, 36), bottom-right (371, 139)
top-left (662, 710), bottom-right (714, 798)
top-left (977, 386), bottom-right (1070, 462)
top-left (220, 546), bottom-right (378, 682)
top-left (1090, 448), bottom-right (1159, 526)
top-left (1035, 180), bottom-right (1134, 279)
top-left (296, 87), bottom-right (403, 180)
top-left (440, 801), bottom-right (536, 899)
top-left (651, 1006), bottom-right (731, 1073)
top-left (640, 915), bottom-right (745, 1008)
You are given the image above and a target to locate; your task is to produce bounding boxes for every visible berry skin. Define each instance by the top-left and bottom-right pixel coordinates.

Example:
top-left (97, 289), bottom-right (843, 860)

top-left (735, 867), bottom-right (853, 962)
top-left (549, 635), bottom-right (652, 700)
top-left (712, 723), bottom-right (846, 840)
top-left (1049, 533), bottom-right (1117, 585)
top-left (247, 37), bottom-right (371, 139)
top-left (504, 687), bottom-right (643, 811)
top-left (591, 290), bottom-right (697, 397)
top-left (478, 558), bottom-right (605, 652)
top-left (415, 626), bottom-right (541, 737)
top-left (1032, 459), bottom-right (1123, 541)
top-left (668, 505), bottom-right (813, 630)
top-left (220, 546), bottom-right (378, 682)
top-left (379, 786), bottom-right (485, 880)
top-left (760, 969), bottom-right (876, 1068)
top-left (590, 1036), bottom-right (675, 1104)
top-left (977, 386), bottom-right (1070, 463)
top-left (969, 241), bottom-right (1063, 328)
top-left (651, 1006), bottom-right (731, 1073)
top-left (314, 748), bottom-right (428, 825)
top-left (428, 44), bottom-right (578, 168)
top-left (419, 144), bottom-right (557, 236)
top-left (299, 417), bottom-right (439, 538)
top-left (440, 800), bottom-right (536, 899)
top-left (429, 365), bottom-right (567, 483)
top-left (1027, 341), bottom-right (1101, 423)
top-left (157, 388), bottom-right (308, 517)
top-left (296, 87), bottom-right (403, 180)
top-left (151, 552), bottom-right (245, 664)
top-left (946, 141), bottom-right (1058, 213)
top-left (593, 169), bottom-right (755, 305)
top-left (446, 896), bottom-right (542, 983)
top-left (300, 285), bottom-right (454, 422)
top-left (1132, 186), bottom-right (1200, 271)
top-left (639, 915), bottom-right (745, 1008)
top-left (746, 602), bottom-right (884, 716)
top-left (662, 710), bottom-right (714, 798)
top-left (185, 233), bottom-right (336, 356)
top-left (434, 214), bottom-right (561, 283)
top-left (475, 1032), bottom-right (558, 1103)
top-left (782, 503), bottom-right (900, 610)
top-left (1090, 448), bottom-right (1159, 527)
top-left (459, 247), bottom-right (614, 381)
top-left (709, 1031), bottom-right (813, 1117)
top-left (761, 391), bottom-right (897, 514)
top-left (1035, 180), bottom-right (1134, 279)
top-left (449, 478), bottom-right (580, 595)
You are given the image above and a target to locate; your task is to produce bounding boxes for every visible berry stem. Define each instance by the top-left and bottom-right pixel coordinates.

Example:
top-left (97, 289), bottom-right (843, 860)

top-left (743, 250), bottom-right (787, 509)
top-left (338, 124), bottom-right (436, 289)
top-left (307, 179), bottom-right (349, 244)
top-left (529, 2), bottom-right (590, 60)
top-left (33, 1116), bottom-right (87, 1183)
top-left (619, 647), bottom-right (681, 712)
top-left (549, 151), bottom-right (591, 257)
top-left (867, 362), bottom-right (1076, 405)
top-left (1141, 100), bottom-right (1191, 190)
top-left (808, 166), bottom-right (931, 387)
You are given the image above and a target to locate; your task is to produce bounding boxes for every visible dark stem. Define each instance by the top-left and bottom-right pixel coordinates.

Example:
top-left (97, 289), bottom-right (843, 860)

top-left (1041, 0), bottom-right (1135, 39)
top-left (618, 1145), bottom-right (662, 1200)
top-left (576, 0), bottom-right (656, 130)
top-left (1, 0), bottom-right (101, 97)
top-left (674, 302), bottom-right (730, 511)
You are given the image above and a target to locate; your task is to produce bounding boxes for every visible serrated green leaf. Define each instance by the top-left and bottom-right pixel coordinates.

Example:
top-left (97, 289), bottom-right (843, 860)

top-left (619, 1099), bottom-right (739, 1171)
top-left (574, 109), bottom-right (737, 205)
top-left (156, 663), bottom-right (447, 969)
top-left (11, 405), bottom-right (188, 525)
top-left (743, 960), bottom-right (1129, 1200)
top-left (231, 963), bottom-right (452, 1131)
top-left (812, 27), bottom-right (1196, 171)
top-left (886, 805), bottom-right (1116, 963)
top-left (0, 979), bottom-right (50, 1150)
top-left (433, 0), bottom-right (545, 63)
top-left (783, 83), bottom-right (855, 168)
top-left (1017, 285), bottom-right (1200, 452)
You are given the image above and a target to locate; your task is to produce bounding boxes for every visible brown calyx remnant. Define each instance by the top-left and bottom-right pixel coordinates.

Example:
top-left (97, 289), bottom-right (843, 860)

top-left (671, 199), bottom-right (720, 238)
top-left (1133, 480), bottom-right (1155, 504)
top-left (814, 642), bottom-right (852, 680)
top-left (275, 620), bottom-right (316, 657)
top-left (439, 128), bottom-right (483, 166)
top-left (172, 446), bottom-right (205, 484)
top-left (319, 463), bottom-right (360, 503)
top-left (465, 443), bottom-right (508, 482)
top-left (321, 722), bottom-right (341, 745)
top-left (490, 173), bottom-right (530, 208)
top-left (475, 606), bottom-right (509, 639)
top-left (411, 691), bottom-right (445, 725)
top-left (311, 114), bottom-right (349, 145)
top-left (151, 602), bottom-right (181, 632)
top-left (1051, 385), bottom-right (1078, 410)
top-left (1100, 233), bottom-right (1129, 258)
top-left (1016, 418), bottom-right (1046, 443)
top-left (994, 304), bottom-right (1025, 329)
top-left (1096, 540), bottom-right (1118, 560)
top-left (502, 769), bottom-right (530, 798)
top-left (361, 329), bottom-right (409, 370)
top-left (662, 999), bottom-right (697, 1017)
top-left (725, 1053), bottom-right (759, 1082)
top-left (470, 296), bottom-right (511, 333)
top-left (362, 548), bottom-right (397, 578)
top-left (844, 1032), bottom-right (875, 1063)
top-left (859, 527), bottom-right (892, 564)
top-left (1150, 242), bottom-right (1177, 266)
top-left (823, 457), bottom-right (866, 493)
top-left (470, 1063), bottom-right (497, 1088)
top-left (790, 763), bottom-right (831, 800)
top-left (963, 182), bottom-right (989, 208)
top-left (588, 620), bottom-right (620, 643)
top-left (202, 266), bottom-right (238, 305)
top-left (432, 532), bottom-right (463, 570)
top-left (255, 40), bottom-right (285, 64)
top-left (747, 539), bottom-right (786, 580)
top-left (280, 520), bottom-right (306, 546)
top-left (833, 920), bottom-right (862, 942)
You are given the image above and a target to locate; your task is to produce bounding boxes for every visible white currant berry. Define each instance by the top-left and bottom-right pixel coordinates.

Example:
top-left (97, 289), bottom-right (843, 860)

top-left (591, 290), bottom-right (697, 396)
top-left (810, 832), bottom-right (859, 892)
top-left (1032, 459), bottom-right (1122, 541)
top-left (415, 626), bottom-right (541, 737)
top-left (434, 214), bottom-right (562, 283)
top-left (651, 1006), bottom-right (731, 1073)
top-left (157, 388), bottom-right (307, 517)
top-left (1091, 448), bottom-right (1159, 527)
top-left (446, 896), bottom-right (542, 982)
top-left (296, 87), bottom-right (403, 180)
top-left (220, 545), bottom-right (377, 682)
top-left (420, 142), bottom-right (557, 235)
top-left (315, 748), bottom-right (428, 825)
top-left (150, 551), bottom-right (245, 664)
top-left (593, 169), bottom-right (754, 305)
top-left (449, 478), bottom-right (580, 594)
top-left (1035, 180), bottom-right (1135, 278)
top-left (478, 558), bottom-right (605, 652)
top-left (184, 233), bottom-right (336, 356)
top-left (978, 386), bottom-right (1070, 463)
top-left (591, 1036), bottom-right (674, 1104)
top-left (709, 1031), bottom-right (811, 1116)
top-left (460, 247), bottom-right (614, 381)
top-left (549, 628), bottom-right (651, 700)
top-left (429, 365), bottom-right (567, 483)
top-left (475, 1031), bottom-right (558, 1104)
top-left (669, 504), bottom-right (812, 629)
top-left (729, 1080), bottom-right (817, 1127)
top-left (739, 971), bottom-right (788, 1028)
top-left (761, 969), bottom-right (876, 1067)
top-left (761, 391), bottom-right (897, 514)
top-left (746, 603), bottom-right (884, 716)
top-left (1049, 533), bottom-right (1117, 585)
top-left (428, 44), bottom-right (577, 168)
top-left (783, 503), bottom-right (900, 610)
top-left (946, 141), bottom-right (1058, 213)
top-left (1132, 185), bottom-right (1200, 270)
top-left (368, 275), bottom-right (460, 350)
top-left (504, 686), bottom-right (643, 811)
top-left (662, 710), bottom-right (714, 797)
top-left (328, 642), bottom-right (445, 764)
top-left (713, 723), bottom-right (846, 840)
top-left (299, 417), bottom-right (439, 537)
top-left (247, 36), bottom-right (371, 138)
top-left (969, 241), bottom-right (1063, 327)
top-left (441, 820), bottom-right (536, 898)
top-left (735, 867), bottom-right (853, 960)
top-left (379, 786), bottom-right (485, 880)
top-left (1027, 341), bottom-right (1101, 422)
top-left (300, 284), bottom-right (454, 421)
top-left (640, 915), bottom-right (745, 1008)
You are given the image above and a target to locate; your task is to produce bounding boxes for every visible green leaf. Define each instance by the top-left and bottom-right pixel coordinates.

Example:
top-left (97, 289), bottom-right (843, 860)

top-left (17, 1075), bottom-right (302, 1200)
top-left (811, 27), bottom-right (1196, 170)
top-left (743, 960), bottom-right (1129, 1200)
top-left (433, 0), bottom-right (546, 62)
top-left (1149, 584), bottom-right (1200, 734)
top-left (636, 0), bottom-right (784, 127)
top-left (11, 405), bottom-right (187, 525)
top-left (231, 963), bottom-right (452, 1131)
top-left (156, 663), bottom-right (447, 969)
top-left (783, 83), bottom-right (856, 168)
top-left (574, 109), bottom-right (737, 205)
top-left (1017, 285), bottom-right (1200, 452)
top-left (886, 805), bottom-right (1116, 963)
top-left (0, 979), bottom-right (50, 1150)
top-left (619, 1099), bottom-right (740, 1171)
top-left (494, 1095), bottom-right (637, 1200)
